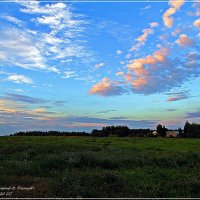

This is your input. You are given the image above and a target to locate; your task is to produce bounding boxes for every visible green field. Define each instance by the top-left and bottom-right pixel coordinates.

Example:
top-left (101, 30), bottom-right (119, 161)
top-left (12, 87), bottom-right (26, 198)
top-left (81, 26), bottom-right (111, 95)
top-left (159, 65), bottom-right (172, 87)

top-left (0, 136), bottom-right (200, 198)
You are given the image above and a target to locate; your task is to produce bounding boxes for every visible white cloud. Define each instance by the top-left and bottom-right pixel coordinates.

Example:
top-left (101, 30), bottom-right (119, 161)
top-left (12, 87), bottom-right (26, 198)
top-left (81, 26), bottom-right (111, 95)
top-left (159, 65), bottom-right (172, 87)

top-left (95, 63), bottom-right (105, 69)
top-left (7, 75), bottom-right (33, 84)
top-left (15, 89), bottom-right (23, 92)
top-left (125, 54), bottom-right (131, 59)
top-left (21, 2), bottom-right (85, 35)
top-left (20, 2), bottom-right (67, 15)
top-left (187, 3), bottom-right (200, 17)
top-left (140, 5), bottom-right (152, 15)
top-left (2, 15), bottom-right (24, 27)
top-left (116, 50), bottom-right (123, 55)
top-left (0, 29), bottom-right (46, 70)
top-left (36, 16), bottom-right (60, 26)
top-left (142, 5), bottom-right (151, 10)
top-left (0, 52), bottom-right (6, 60)
top-left (0, 2), bottom-right (92, 80)
top-left (62, 71), bottom-right (77, 79)
top-left (42, 33), bottom-right (62, 45)
top-left (48, 66), bottom-right (60, 74)
top-left (26, 2), bottom-right (91, 63)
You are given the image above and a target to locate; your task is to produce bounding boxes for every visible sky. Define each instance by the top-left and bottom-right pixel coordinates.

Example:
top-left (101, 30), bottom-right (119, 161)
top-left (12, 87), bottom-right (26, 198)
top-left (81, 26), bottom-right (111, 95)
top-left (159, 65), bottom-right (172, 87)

top-left (0, 0), bottom-right (200, 135)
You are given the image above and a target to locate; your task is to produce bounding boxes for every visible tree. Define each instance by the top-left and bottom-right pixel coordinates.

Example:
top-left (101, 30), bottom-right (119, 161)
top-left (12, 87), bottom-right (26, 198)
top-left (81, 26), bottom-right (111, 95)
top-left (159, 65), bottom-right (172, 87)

top-left (183, 121), bottom-right (200, 138)
top-left (183, 121), bottom-right (190, 137)
top-left (156, 124), bottom-right (167, 137)
top-left (177, 128), bottom-right (183, 137)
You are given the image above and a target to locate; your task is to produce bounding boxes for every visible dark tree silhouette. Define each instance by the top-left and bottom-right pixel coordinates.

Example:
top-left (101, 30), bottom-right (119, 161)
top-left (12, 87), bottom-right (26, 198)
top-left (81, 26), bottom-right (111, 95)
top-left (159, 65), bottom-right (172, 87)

top-left (156, 124), bottom-right (167, 137)
top-left (177, 128), bottom-right (183, 137)
top-left (183, 121), bottom-right (200, 138)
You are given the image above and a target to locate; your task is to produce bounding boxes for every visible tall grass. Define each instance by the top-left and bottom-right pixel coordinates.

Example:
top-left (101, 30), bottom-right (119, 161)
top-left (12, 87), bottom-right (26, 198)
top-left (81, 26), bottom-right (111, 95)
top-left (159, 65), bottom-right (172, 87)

top-left (0, 136), bottom-right (200, 197)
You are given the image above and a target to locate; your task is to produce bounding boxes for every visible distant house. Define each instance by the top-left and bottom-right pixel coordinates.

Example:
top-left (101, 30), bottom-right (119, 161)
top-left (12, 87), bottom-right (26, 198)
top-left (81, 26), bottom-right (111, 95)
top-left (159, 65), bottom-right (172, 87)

top-left (152, 131), bottom-right (157, 136)
top-left (166, 131), bottom-right (179, 137)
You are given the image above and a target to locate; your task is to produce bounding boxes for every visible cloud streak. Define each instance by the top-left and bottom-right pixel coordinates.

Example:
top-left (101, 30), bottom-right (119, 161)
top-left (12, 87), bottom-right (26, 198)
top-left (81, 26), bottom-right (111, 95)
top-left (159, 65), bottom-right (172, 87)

top-left (4, 93), bottom-right (48, 104)
top-left (7, 75), bottom-right (33, 84)
top-left (0, 28), bottom-right (46, 70)
top-left (95, 63), bottom-right (105, 69)
top-left (130, 22), bottom-right (158, 51)
top-left (167, 94), bottom-right (188, 102)
top-left (187, 109), bottom-right (200, 118)
top-left (0, 98), bottom-right (159, 135)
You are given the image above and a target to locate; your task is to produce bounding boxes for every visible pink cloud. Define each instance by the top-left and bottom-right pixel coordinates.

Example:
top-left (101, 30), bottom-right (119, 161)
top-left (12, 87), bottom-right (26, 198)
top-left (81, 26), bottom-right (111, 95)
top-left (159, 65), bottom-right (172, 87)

top-left (89, 77), bottom-right (124, 96)
top-left (171, 28), bottom-right (181, 36)
top-left (126, 48), bottom-right (169, 89)
top-left (167, 94), bottom-right (188, 102)
top-left (163, 0), bottom-right (185, 28)
top-left (130, 22), bottom-right (158, 52)
top-left (149, 22), bottom-right (159, 28)
top-left (175, 34), bottom-right (194, 47)
top-left (194, 18), bottom-right (200, 27)
top-left (115, 71), bottom-right (124, 76)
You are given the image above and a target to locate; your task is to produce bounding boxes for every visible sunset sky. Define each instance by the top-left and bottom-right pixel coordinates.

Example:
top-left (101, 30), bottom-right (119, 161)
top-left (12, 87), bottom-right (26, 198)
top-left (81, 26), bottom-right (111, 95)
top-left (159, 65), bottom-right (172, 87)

top-left (0, 0), bottom-right (200, 135)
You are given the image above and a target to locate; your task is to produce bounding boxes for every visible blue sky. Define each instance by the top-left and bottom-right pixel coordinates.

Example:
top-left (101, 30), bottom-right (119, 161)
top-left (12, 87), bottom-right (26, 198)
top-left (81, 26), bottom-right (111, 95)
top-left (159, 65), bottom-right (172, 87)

top-left (0, 0), bottom-right (200, 135)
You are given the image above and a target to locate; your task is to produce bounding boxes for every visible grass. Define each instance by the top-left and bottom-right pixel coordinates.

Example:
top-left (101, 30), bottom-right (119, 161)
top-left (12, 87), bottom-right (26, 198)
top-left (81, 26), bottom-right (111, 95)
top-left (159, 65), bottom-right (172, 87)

top-left (0, 136), bottom-right (200, 198)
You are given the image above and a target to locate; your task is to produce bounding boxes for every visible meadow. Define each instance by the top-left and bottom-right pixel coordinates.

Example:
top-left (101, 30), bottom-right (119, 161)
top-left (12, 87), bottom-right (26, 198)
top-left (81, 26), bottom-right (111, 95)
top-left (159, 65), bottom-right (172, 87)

top-left (0, 136), bottom-right (200, 198)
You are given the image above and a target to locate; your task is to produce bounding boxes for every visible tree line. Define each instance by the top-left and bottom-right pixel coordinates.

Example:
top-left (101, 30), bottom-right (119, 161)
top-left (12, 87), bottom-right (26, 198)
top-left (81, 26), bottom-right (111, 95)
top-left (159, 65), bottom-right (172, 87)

top-left (11, 131), bottom-right (89, 137)
top-left (91, 125), bottom-right (151, 137)
top-left (10, 121), bottom-right (200, 138)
